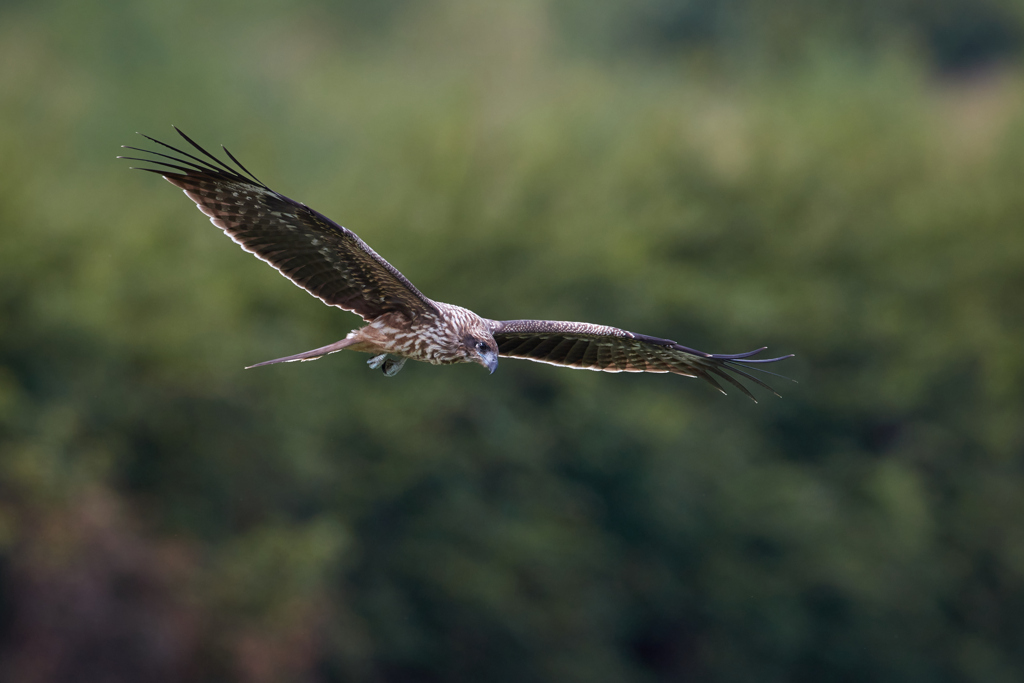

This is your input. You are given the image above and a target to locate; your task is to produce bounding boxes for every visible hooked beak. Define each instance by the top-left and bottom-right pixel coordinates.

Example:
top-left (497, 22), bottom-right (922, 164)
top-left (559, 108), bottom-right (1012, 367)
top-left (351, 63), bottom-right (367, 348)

top-left (480, 349), bottom-right (499, 374)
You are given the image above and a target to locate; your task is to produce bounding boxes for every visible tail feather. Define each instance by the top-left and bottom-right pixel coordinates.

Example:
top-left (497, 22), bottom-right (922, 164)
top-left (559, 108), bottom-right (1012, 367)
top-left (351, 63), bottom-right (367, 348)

top-left (246, 338), bottom-right (356, 369)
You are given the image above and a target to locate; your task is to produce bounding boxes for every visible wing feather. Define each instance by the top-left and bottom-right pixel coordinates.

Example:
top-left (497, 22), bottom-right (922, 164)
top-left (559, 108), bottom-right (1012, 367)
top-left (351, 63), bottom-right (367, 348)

top-left (489, 319), bottom-right (793, 401)
top-left (120, 128), bottom-right (438, 323)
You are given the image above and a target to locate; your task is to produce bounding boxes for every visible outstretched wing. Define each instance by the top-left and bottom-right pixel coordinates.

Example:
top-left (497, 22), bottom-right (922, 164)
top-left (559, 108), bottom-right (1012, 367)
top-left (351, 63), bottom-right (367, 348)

top-left (119, 127), bottom-right (438, 322)
top-left (489, 319), bottom-right (793, 401)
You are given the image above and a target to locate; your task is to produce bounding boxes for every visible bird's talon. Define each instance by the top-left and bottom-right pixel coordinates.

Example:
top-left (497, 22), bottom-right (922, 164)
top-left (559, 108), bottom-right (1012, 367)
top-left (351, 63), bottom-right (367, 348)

top-left (381, 356), bottom-right (407, 376)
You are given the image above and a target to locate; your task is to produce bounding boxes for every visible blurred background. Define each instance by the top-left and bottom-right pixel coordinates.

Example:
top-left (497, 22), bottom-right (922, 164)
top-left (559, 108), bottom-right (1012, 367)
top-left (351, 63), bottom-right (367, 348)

top-left (2, 0), bottom-right (1024, 681)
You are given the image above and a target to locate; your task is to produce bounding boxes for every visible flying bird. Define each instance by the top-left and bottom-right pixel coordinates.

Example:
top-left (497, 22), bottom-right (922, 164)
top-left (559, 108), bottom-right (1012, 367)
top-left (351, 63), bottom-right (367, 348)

top-left (120, 128), bottom-right (792, 400)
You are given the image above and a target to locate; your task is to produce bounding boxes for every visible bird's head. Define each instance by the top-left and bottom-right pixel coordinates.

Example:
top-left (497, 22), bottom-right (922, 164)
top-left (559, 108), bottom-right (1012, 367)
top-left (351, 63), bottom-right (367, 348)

top-left (465, 335), bottom-right (499, 374)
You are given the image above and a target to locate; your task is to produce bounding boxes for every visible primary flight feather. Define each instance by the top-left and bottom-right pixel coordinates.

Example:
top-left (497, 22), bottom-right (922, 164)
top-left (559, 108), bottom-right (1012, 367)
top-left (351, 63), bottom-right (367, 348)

top-left (120, 128), bottom-right (792, 400)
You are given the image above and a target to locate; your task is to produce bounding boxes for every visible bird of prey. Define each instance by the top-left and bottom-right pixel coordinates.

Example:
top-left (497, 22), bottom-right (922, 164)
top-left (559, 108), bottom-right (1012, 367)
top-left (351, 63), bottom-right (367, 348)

top-left (120, 128), bottom-right (792, 400)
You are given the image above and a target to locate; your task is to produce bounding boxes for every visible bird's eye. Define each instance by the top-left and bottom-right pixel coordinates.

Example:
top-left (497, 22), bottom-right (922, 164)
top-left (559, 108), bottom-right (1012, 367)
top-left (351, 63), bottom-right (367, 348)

top-left (476, 341), bottom-right (489, 352)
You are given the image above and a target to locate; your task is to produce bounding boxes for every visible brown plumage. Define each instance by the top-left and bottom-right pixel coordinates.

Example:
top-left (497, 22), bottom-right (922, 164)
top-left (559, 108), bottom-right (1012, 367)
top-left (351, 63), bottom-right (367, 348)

top-left (120, 128), bottom-right (793, 400)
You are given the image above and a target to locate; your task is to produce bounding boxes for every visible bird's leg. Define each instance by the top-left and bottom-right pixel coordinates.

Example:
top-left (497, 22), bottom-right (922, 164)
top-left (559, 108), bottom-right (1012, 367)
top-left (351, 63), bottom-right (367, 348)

top-left (367, 353), bottom-right (407, 376)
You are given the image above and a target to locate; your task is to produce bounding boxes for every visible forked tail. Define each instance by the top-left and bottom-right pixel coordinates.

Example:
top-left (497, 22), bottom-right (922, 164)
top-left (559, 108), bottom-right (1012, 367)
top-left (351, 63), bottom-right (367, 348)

top-left (246, 338), bottom-right (357, 368)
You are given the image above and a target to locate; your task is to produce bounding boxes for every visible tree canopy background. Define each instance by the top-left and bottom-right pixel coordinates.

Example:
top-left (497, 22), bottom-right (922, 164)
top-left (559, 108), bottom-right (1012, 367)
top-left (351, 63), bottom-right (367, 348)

top-left (2, 1), bottom-right (1024, 681)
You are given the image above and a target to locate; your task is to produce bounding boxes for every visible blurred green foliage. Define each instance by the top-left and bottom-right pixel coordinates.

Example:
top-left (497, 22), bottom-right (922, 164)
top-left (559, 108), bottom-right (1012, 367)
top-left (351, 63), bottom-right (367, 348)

top-left (558, 0), bottom-right (1024, 71)
top-left (2, 1), bottom-right (1024, 682)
